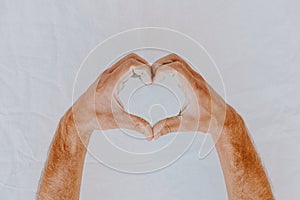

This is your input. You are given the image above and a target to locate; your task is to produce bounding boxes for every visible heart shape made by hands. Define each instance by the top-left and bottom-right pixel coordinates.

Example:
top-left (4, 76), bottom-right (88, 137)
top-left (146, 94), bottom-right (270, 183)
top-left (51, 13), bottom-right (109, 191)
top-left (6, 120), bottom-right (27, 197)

top-left (97, 53), bottom-right (205, 140)
top-left (74, 53), bottom-right (225, 141)
top-left (113, 54), bottom-right (193, 138)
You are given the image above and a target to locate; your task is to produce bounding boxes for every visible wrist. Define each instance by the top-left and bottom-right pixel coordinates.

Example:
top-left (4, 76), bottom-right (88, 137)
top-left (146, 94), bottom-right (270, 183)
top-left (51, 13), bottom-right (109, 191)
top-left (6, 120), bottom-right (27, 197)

top-left (210, 105), bottom-right (243, 139)
top-left (223, 106), bottom-right (244, 129)
top-left (72, 95), bottom-right (98, 133)
top-left (62, 108), bottom-right (93, 146)
top-left (51, 109), bottom-right (91, 157)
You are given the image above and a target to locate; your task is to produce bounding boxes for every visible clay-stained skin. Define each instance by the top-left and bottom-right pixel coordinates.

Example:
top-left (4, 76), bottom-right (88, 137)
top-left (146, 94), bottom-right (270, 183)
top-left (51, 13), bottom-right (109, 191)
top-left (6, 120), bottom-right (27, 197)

top-left (37, 53), bottom-right (274, 200)
top-left (37, 108), bottom-right (86, 199)
top-left (37, 54), bottom-right (153, 199)
top-left (152, 54), bottom-right (274, 199)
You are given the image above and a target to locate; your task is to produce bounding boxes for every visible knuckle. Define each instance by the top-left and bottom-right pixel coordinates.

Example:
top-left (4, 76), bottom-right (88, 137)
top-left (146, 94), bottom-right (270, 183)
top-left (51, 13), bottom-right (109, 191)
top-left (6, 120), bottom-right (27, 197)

top-left (125, 58), bottom-right (140, 68)
top-left (166, 54), bottom-right (183, 64)
top-left (127, 52), bottom-right (137, 57)
top-left (169, 53), bottom-right (181, 61)
top-left (134, 122), bottom-right (144, 131)
top-left (126, 53), bottom-right (139, 60)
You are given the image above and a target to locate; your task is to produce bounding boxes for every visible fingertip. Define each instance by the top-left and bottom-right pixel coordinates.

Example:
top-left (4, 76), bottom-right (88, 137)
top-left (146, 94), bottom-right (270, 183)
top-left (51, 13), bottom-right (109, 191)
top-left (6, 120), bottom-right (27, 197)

top-left (132, 64), bottom-right (152, 85)
top-left (153, 122), bottom-right (162, 134)
top-left (153, 116), bottom-right (182, 137)
top-left (146, 136), bottom-right (153, 141)
top-left (153, 121), bottom-right (164, 140)
top-left (139, 120), bottom-right (154, 141)
top-left (146, 129), bottom-right (154, 141)
top-left (154, 132), bottom-right (161, 140)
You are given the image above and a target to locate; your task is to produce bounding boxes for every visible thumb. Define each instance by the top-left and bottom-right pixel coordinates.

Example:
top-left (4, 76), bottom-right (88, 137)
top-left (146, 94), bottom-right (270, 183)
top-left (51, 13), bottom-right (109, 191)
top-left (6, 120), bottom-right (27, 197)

top-left (115, 111), bottom-right (153, 141)
top-left (153, 116), bottom-right (182, 140)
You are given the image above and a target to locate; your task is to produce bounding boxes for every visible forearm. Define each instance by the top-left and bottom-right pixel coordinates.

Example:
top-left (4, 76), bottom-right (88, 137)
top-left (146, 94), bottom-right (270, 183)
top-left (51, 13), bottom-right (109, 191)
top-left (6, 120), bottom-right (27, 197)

top-left (213, 106), bottom-right (274, 199)
top-left (37, 108), bottom-right (92, 200)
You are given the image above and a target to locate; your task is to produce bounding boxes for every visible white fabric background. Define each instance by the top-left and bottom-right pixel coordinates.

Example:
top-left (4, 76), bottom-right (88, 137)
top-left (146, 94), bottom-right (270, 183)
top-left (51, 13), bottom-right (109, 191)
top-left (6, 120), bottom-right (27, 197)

top-left (0, 0), bottom-right (300, 199)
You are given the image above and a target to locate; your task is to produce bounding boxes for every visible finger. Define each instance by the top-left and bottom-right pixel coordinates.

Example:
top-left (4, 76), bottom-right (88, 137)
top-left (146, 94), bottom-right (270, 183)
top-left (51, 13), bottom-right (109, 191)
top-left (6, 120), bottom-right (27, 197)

top-left (96, 58), bottom-right (151, 92)
top-left (106, 53), bottom-right (148, 74)
top-left (152, 53), bottom-right (189, 72)
top-left (153, 116), bottom-right (182, 139)
top-left (115, 111), bottom-right (153, 141)
top-left (153, 61), bottom-right (194, 84)
top-left (154, 61), bottom-right (211, 98)
top-left (112, 58), bottom-right (152, 85)
top-left (153, 53), bottom-right (205, 82)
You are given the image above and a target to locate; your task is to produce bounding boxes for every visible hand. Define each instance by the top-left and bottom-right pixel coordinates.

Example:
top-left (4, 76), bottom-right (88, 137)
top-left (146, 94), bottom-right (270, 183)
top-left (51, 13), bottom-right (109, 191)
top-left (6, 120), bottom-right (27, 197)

top-left (72, 53), bottom-right (153, 140)
top-left (152, 54), bottom-right (228, 139)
